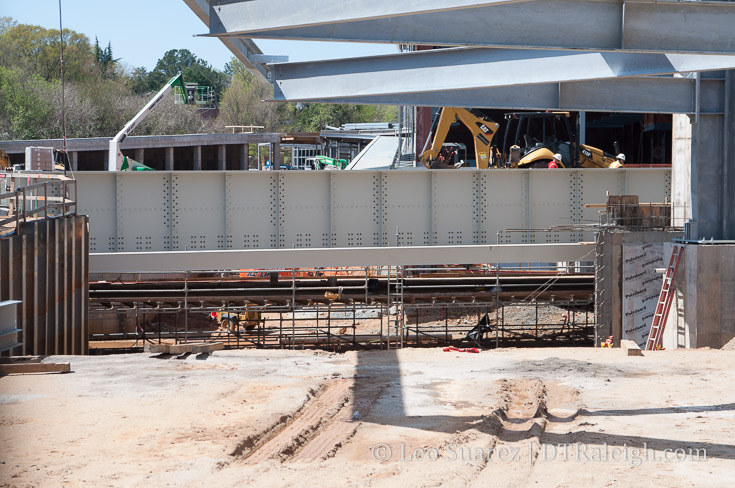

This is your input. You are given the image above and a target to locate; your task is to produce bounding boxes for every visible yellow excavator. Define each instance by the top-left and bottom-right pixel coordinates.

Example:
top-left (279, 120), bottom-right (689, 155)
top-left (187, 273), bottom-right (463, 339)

top-left (0, 150), bottom-right (12, 171)
top-left (420, 108), bottom-right (622, 169)
top-left (502, 112), bottom-right (621, 169)
top-left (420, 108), bottom-right (500, 169)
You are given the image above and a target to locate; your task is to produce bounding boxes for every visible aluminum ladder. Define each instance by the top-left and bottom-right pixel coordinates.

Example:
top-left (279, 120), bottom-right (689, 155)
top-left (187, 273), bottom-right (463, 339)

top-left (645, 245), bottom-right (684, 350)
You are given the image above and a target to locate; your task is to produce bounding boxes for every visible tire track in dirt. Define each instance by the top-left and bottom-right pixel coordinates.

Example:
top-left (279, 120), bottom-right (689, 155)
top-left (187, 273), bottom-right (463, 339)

top-left (232, 376), bottom-right (388, 464)
top-left (473, 378), bottom-right (581, 486)
top-left (225, 375), bottom-right (389, 467)
top-left (292, 380), bottom-right (386, 462)
top-left (243, 379), bottom-right (353, 463)
top-left (229, 381), bottom-right (329, 460)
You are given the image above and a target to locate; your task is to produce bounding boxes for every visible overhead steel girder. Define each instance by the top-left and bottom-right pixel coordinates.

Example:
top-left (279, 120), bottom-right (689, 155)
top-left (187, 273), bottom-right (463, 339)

top-left (183, 0), bottom-right (272, 83)
top-left (270, 48), bottom-right (735, 107)
top-left (208, 0), bottom-right (529, 35)
top-left (209, 0), bottom-right (735, 56)
top-left (89, 244), bottom-right (592, 273)
top-left (290, 78), bottom-right (704, 115)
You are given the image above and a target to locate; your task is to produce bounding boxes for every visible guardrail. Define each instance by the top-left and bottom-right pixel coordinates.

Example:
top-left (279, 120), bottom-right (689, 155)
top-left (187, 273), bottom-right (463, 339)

top-left (0, 176), bottom-right (77, 234)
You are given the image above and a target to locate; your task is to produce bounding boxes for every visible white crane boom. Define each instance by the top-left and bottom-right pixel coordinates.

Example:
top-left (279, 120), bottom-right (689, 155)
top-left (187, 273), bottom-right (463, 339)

top-left (108, 73), bottom-right (189, 171)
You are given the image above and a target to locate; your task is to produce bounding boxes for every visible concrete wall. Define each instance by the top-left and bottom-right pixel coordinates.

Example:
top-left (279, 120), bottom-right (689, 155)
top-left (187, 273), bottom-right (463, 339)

top-left (671, 113), bottom-right (692, 227)
top-left (595, 229), bottom-right (683, 347)
top-left (665, 244), bottom-right (735, 349)
top-left (598, 233), bottom-right (735, 349)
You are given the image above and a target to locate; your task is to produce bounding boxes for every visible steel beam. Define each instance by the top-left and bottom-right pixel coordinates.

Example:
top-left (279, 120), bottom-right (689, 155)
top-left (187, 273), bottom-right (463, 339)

top-left (183, 0), bottom-right (274, 83)
top-left (275, 77), bottom-right (697, 114)
top-left (211, 0), bottom-right (735, 56)
top-left (89, 243), bottom-right (594, 273)
top-left (271, 48), bottom-right (735, 102)
top-left (208, 0), bottom-right (529, 35)
top-left (75, 169), bottom-right (671, 254)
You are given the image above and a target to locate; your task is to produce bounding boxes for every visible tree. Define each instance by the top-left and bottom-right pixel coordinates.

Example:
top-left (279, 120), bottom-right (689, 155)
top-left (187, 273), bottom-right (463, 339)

top-left (286, 103), bottom-right (398, 131)
top-left (93, 37), bottom-right (118, 79)
top-left (0, 22), bottom-right (94, 82)
top-left (0, 16), bottom-right (18, 35)
top-left (128, 67), bottom-right (149, 95)
top-left (145, 49), bottom-right (228, 101)
top-left (219, 59), bottom-right (288, 131)
top-left (0, 66), bottom-right (56, 139)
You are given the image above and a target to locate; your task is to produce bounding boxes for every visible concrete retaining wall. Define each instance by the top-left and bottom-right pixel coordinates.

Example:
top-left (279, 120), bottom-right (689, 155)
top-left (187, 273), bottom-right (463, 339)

top-left (665, 244), bottom-right (735, 348)
top-left (595, 229), bottom-right (683, 347)
top-left (597, 232), bottom-right (735, 349)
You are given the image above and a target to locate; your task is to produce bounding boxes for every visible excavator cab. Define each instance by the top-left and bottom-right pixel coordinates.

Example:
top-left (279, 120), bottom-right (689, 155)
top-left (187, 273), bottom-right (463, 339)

top-left (502, 112), bottom-right (576, 168)
top-left (502, 112), bottom-right (620, 169)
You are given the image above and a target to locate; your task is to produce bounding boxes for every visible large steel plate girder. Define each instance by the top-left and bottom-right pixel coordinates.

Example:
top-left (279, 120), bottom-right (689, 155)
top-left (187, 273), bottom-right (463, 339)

top-left (208, 0), bottom-right (735, 56)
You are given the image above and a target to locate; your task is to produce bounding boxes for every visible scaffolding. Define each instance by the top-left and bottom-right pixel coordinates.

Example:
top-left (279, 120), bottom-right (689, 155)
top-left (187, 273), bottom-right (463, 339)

top-left (88, 264), bottom-right (594, 351)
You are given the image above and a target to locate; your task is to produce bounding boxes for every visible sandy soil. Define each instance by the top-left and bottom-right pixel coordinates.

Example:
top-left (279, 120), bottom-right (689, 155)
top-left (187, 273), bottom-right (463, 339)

top-left (1, 347), bottom-right (734, 487)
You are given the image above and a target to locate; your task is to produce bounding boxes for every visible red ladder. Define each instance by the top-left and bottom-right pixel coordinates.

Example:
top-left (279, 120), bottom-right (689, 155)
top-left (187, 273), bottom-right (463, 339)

top-left (645, 245), bottom-right (684, 351)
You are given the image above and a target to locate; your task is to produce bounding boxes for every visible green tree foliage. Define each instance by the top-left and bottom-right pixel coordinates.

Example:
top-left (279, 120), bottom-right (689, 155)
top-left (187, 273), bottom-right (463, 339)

top-left (220, 58), bottom-right (397, 132)
top-left (219, 60), bottom-right (288, 131)
top-left (93, 37), bottom-right (118, 79)
top-left (0, 16), bottom-right (18, 35)
top-left (0, 66), bottom-right (56, 139)
top-left (0, 22), bottom-right (94, 82)
top-left (128, 67), bottom-right (149, 95)
top-left (0, 19), bottom-right (397, 141)
top-left (0, 20), bottom-right (222, 139)
top-left (287, 103), bottom-right (398, 131)
top-left (140, 49), bottom-right (228, 101)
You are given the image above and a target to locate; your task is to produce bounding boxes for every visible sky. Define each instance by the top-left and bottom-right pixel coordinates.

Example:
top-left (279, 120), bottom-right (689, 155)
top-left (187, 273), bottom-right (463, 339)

top-left (1, 0), bottom-right (397, 71)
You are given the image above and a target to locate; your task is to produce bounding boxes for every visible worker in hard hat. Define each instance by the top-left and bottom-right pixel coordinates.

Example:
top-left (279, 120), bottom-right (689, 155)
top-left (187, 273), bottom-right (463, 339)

top-left (610, 153), bottom-right (625, 168)
top-left (548, 153), bottom-right (562, 169)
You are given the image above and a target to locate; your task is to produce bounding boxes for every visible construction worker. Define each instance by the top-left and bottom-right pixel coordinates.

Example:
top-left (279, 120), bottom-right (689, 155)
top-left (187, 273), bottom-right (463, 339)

top-left (610, 153), bottom-right (625, 168)
top-left (548, 153), bottom-right (562, 168)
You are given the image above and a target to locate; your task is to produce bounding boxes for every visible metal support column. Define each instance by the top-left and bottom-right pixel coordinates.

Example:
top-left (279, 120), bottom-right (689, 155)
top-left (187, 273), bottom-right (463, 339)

top-left (241, 143), bottom-right (249, 170)
top-left (689, 71), bottom-right (735, 239)
top-left (165, 147), bottom-right (174, 171)
top-left (218, 144), bottom-right (226, 171)
top-left (193, 146), bottom-right (202, 172)
top-left (272, 143), bottom-right (281, 170)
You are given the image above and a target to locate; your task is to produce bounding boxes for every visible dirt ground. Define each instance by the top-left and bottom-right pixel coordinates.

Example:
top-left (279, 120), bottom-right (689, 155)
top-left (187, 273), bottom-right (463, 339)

top-left (2, 347), bottom-right (734, 487)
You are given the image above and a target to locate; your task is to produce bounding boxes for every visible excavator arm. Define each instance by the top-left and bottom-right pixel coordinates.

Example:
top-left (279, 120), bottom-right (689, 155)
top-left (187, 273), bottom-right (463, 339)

top-left (420, 108), bottom-right (500, 169)
top-left (0, 150), bottom-right (11, 171)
